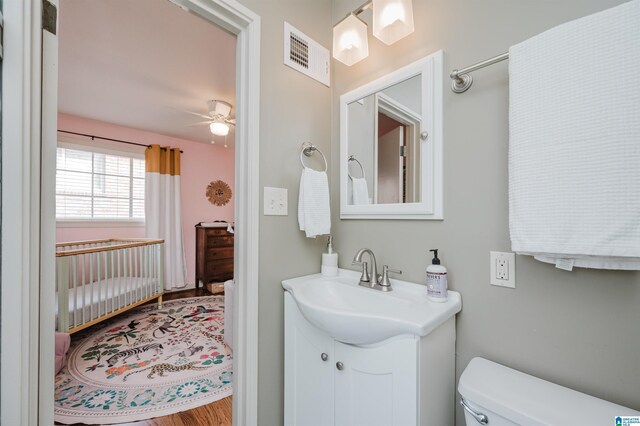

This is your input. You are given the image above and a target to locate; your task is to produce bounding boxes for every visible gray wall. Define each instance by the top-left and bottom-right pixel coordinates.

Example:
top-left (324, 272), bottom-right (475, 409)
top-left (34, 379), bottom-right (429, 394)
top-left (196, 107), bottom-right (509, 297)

top-left (332, 0), bottom-right (640, 424)
top-left (235, 0), bottom-right (332, 424)
top-left (235, 0), bottom-right (640, 424)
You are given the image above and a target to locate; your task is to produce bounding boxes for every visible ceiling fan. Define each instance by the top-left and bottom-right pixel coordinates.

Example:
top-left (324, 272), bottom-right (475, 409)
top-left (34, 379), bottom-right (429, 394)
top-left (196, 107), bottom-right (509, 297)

top-left (182, 100), bottom-right (236, 137)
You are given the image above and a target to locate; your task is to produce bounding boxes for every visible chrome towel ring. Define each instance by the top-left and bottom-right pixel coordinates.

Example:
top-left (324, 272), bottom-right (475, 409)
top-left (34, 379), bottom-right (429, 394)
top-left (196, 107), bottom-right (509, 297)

top-left (347, 155), bottom-right (365, 179)
top-left (300, 142), bottom-right (328, 172)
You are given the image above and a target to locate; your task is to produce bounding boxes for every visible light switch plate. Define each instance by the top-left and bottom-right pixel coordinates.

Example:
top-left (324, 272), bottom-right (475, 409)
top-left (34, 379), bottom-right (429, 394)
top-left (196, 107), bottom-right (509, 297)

top-left (490, 251), bottom-right (516, 288)
top-left (264, 187), bottom-right (288, 216)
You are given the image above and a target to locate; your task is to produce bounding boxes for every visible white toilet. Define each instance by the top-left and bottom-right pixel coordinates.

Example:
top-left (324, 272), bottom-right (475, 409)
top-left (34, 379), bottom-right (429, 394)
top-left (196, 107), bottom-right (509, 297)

top-left (459, 357), bottom-right (640, 425)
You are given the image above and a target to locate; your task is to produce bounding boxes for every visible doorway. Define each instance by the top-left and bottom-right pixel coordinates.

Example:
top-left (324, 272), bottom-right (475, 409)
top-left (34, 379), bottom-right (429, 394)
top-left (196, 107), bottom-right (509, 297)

top-left (0, 1), bottom-right (260, 425)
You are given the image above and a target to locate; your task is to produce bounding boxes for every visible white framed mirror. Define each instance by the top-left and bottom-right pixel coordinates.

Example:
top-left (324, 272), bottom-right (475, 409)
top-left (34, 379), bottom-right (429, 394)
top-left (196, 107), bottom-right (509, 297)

top-left (340, 50), bottom-right (443, 220)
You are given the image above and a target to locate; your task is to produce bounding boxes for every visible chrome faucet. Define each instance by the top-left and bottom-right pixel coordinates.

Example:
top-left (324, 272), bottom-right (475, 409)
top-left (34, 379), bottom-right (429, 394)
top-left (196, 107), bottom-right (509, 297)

top-left (352, 248), bottom-right (402, 292)
top-left (352, 248), bottom-right (379, 288)
top-left (351, 249), bottom-right (403, 292)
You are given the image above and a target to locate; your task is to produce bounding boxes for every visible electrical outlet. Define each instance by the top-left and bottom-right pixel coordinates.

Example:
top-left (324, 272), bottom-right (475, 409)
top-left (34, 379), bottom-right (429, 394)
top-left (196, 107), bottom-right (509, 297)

top-left (490, 251), bottom-right (515, 288)
top-left (496, 257), bottom-right (508, 280)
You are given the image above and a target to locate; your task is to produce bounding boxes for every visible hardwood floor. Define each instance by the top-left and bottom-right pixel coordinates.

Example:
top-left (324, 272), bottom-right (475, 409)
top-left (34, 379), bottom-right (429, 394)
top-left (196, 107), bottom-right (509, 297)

top-left (57, 287), bottom-right (232, 426)
top-left (117, 397), bottom-right (232, 426)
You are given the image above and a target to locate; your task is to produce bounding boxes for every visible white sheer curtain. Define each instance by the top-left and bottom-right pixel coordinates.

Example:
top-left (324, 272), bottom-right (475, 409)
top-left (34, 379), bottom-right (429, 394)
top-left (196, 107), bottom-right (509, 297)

top-left (145, 145), bottom-right (187, 290)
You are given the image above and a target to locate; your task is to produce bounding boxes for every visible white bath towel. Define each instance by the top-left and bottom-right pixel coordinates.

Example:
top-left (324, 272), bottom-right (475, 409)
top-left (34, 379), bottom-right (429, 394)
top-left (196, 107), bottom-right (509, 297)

top-left (350, 177), bottom-right (370, 205)
top-left (508, 0), bottom-right (640, 270)
top-left (298, 168), bottom-right (331, 238)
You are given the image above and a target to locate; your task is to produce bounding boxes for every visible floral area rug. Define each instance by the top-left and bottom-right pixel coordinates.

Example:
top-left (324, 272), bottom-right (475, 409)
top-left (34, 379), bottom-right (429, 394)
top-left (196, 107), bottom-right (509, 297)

top-left (54, 296), bottom-right (232, 424)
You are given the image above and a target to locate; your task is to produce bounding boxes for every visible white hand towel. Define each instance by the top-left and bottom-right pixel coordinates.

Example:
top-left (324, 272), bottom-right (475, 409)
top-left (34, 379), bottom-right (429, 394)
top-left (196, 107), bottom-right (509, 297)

top-left (350, 177), bottom-right (370, 205)
top-left (298, 168), bottom-right (331, 238)
top-left (508, 0), bottom-right (640, 270)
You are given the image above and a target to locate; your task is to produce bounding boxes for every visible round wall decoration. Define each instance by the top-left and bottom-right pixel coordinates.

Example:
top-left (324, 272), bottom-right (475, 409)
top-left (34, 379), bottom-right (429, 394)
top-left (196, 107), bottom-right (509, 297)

top-left (206, 180), bottom-right (232, 206)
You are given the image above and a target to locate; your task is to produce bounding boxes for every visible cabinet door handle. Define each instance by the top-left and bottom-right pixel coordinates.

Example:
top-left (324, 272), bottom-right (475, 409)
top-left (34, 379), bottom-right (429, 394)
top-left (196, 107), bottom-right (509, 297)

top-left (321, 353), bottom-right (328, 361)
top-left (336, 361), bottom-right (344, 371)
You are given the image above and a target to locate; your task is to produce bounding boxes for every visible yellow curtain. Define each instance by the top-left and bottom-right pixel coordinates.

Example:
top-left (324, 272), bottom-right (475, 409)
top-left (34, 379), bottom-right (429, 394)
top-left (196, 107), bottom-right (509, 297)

top-left (145, 145), bottom-right (181, 176)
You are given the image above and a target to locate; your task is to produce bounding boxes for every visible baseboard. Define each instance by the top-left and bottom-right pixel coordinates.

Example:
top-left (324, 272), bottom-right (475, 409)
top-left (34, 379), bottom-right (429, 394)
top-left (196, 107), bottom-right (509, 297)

top-left (166, 282), bottom-right (196, 292)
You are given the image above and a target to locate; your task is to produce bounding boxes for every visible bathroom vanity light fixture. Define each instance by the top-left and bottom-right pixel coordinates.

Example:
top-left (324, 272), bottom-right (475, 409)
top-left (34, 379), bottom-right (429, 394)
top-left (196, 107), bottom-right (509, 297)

top-left (332, 0), bottom-right (414, 66)
top-left (333, 13), bottom-right (369, 66)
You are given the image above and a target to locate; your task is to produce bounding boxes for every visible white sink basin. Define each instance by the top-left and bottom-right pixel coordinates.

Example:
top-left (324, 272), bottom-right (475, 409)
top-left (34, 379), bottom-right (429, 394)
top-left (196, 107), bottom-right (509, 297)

top-left (282, 269), bottom-right (462, 345)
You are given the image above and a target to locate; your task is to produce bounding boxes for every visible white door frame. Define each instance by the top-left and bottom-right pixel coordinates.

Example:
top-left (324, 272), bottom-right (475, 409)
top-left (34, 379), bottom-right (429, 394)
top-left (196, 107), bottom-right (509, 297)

top-left (376, 93), bottom-right (422, 203)
top-left (0, 1), bottom-right (261, 425)
top-left (1, 1), bottom-right (46, 424)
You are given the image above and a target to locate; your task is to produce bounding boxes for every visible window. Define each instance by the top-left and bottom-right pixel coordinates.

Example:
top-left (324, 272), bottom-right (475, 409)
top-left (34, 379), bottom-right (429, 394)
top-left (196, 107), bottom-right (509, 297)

top-left (56, 144), bottom-right (145, 222)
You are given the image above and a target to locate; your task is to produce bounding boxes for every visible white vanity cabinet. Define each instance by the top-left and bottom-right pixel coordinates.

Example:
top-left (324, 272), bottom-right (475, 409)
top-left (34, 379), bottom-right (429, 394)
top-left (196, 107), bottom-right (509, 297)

top-left (333, 336), bottom-right (418, 426)
top-left (284, 292), bottom-right (335, 425)
top-left (284, 292), bottom-right (455, 426)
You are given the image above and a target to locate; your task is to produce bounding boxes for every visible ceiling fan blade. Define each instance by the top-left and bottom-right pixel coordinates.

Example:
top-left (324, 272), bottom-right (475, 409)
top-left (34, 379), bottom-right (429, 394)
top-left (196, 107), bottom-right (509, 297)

top-left (168, 106), bottom-right (212, 120)
top-left (185, 120), bottom-right (214, 127)
top-left (225, 117), bottom-right (236, 125)
top-left (183, 110), bottom-right (213, 120)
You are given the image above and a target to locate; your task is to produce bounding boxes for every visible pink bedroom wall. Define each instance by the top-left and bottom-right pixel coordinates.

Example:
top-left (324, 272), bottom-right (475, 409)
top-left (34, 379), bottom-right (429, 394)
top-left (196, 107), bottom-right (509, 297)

top-left (57, 113), bottom-right (235, 285)
top-left (57, 227), bottom-right (146, 242)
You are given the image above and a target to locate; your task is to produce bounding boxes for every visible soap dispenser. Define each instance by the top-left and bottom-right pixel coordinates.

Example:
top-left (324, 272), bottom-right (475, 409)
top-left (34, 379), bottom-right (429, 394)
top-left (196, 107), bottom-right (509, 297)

top-left (321, 236), bottom-right (339, 277)
top-left (426, 249), bottom-right (448, 302)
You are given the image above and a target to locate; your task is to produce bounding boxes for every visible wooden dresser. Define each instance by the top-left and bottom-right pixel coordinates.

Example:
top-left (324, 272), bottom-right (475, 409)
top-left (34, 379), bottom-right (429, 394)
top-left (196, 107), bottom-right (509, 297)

top-left (195, 224), bottom-right (234, 288)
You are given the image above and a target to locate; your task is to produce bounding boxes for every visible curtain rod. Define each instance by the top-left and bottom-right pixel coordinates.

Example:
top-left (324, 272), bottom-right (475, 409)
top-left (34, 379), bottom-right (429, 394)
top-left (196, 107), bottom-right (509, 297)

top-left (57, 130), bottom-right (184, 153)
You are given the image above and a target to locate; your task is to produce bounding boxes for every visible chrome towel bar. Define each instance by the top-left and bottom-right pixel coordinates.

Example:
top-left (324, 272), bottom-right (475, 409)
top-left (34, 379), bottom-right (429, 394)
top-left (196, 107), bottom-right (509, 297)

top-left (450, 52), bottom-right (509, 93)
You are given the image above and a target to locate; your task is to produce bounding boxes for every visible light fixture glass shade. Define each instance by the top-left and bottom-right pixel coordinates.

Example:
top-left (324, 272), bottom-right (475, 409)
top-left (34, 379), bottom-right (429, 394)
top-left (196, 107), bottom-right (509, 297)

top-left (210, 120), bottom-right (230, 136)
top-left (372, 0), bottom-right (414, 45)
top-left (332, 14), bottom-right (369, 66)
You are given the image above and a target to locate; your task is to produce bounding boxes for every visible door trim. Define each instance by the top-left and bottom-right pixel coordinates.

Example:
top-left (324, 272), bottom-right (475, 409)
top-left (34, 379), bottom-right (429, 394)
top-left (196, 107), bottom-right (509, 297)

top-left (172, 3), bottom-right (261, 424)
top-left (1, 0), bottom-right (45, 424)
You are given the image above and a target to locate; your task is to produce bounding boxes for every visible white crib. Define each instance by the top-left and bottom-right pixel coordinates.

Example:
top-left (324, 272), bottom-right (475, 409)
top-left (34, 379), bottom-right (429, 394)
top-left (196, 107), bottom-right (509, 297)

top-left (56, 238), bottom-right (165, 333)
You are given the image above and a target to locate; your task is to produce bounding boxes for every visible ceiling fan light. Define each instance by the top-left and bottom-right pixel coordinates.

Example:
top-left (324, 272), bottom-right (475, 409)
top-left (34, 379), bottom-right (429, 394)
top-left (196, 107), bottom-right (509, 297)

top-left (210, 120), bottom-right (230, 136)
top-left (372, 0), bottom-right (414, 45)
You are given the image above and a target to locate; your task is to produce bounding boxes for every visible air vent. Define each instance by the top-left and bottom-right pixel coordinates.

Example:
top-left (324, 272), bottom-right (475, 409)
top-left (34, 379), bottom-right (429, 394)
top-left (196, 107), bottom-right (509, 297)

top-left (284, 22), bottom-right (330, 87)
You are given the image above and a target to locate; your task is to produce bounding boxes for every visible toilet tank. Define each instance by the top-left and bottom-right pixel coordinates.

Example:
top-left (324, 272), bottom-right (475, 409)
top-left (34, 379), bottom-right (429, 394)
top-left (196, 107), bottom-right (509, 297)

top-left (458, 357), bottom-right (640, 426)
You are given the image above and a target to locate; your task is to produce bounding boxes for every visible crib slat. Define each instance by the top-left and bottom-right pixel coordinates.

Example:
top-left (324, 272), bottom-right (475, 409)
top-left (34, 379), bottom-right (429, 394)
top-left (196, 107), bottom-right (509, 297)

top-left (159, 242), bottom-right (165, 292)
top-left (97, 250), bottom-right (102, 318)
top-left (152, 244), bottom-right (157, 296)
top-left (153, 245), bottom-right (157, 296)
top-left (129, 247), bottom-right (134, 304)
top-left (72, 256), bottom-right (78, 329)
top-left (118, 248), bottom-right (122, 311)
top-left (145, 244), bottom-right (150, 300)
top-left (142, 245), bottom-right (146, 299)
top-left (124, 247), bottom-right (129, 307)
top-left (108, 251), bottom-right (112, 313)
top-left (89, 252), bottom-right (94, 321)
top-left (104, 251), bottom-right (109, 314)
top-left (58, 257), bottom-right (70, 332)
top-left (138, 246), bottom-right (142, 300)
top-left (81, 253), bottom-right (86, 326)
top-left (132, 248), bottom-right (141, 302)
top-left (139, 247), bottom-right (142, 299)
